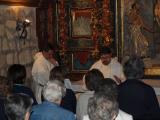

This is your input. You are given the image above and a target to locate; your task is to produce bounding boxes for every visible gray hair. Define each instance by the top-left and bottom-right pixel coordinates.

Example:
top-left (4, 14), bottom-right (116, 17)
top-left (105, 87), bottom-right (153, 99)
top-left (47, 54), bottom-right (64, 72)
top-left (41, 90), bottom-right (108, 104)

top-left (5, 94), bottom-right (33, 120)
top-left (124, 56), bottom-right (144, 79)
top-left (42, 80), bottom-right (64, 103)
top-left (88, 93), bottom-right (118, 120)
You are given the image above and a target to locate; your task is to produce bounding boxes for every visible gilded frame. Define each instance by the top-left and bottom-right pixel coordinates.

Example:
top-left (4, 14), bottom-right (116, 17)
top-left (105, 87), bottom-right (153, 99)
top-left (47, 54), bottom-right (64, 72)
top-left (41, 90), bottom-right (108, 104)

top-left (70, 8), bottom-right (92, 38)
top-left (68, 7), bottom-right (94, 49)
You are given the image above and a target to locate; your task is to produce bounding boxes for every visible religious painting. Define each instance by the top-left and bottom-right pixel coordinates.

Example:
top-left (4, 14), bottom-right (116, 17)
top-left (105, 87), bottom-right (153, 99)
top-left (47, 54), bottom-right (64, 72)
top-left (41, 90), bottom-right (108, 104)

top-left (67, 38), bottom-right (94, 50)
top-left (71, 52), bottom-right (95, 72)
top-left (70, 8), bottom-right (92, 38)
top-left (117, 0), bottom-right (160, 77)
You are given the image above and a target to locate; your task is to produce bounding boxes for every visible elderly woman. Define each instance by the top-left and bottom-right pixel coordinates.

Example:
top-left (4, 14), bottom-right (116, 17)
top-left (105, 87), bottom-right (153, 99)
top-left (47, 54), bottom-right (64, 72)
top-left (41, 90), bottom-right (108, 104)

top-left (30, 80), bottom-right (75, 120)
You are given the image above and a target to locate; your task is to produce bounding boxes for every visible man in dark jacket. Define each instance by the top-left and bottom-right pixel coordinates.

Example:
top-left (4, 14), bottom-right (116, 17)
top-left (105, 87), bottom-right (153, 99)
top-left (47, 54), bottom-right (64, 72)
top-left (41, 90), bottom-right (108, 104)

top-left (118, 56), bottom-right (160, 119)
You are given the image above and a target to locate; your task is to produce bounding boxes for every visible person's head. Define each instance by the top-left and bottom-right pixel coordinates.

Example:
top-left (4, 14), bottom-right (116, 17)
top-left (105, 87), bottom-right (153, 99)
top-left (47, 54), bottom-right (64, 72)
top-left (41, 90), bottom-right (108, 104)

top-left (5, 94), bottom-right (33, 120)
top-left (42, 80), bottom-right (65, 104)
top-left (7, 64), bottom-right (26, 85)
top-left (131, 2), bottom-right (140, 12)
top-left (85, 69), bottom-right (104, 91)
top-left (49, 66), bottom-right (65, 82)
top-left (88, 93), bottom-right (119, 120)
top-left (42, 43), bottom-right (54, 60)
top-left (97, 78), bottom-right (118, 99)
top-left (99, 46), bottom-right (112, 65)
top-left (124, 56), bottom-right (144, 79)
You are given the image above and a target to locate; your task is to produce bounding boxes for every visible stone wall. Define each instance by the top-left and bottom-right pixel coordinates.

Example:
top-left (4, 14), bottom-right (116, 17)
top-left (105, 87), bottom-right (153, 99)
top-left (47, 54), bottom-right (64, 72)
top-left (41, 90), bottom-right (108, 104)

top-left (0, 6), bottom-right (38, 86)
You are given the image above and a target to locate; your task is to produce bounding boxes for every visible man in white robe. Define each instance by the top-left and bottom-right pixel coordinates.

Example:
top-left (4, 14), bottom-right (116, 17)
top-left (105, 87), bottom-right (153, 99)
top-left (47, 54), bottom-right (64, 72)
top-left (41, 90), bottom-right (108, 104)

top-left (90, 46), bottom-right (126, 84)
top-left (32, 44), bottom-right (58, 103)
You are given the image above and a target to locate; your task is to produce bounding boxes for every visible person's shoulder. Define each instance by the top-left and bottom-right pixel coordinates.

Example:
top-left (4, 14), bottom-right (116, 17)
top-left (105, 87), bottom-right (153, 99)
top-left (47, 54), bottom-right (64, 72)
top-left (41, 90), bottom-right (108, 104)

top-left (136, 80), bottom-right (154, 90)
top-left (33, 52), bottom-right (43, 60)
top-left (140, 81), bottom-right (156, 94)
top-left (66, 89), bottom-right (74, 94)
top-left (65, 88), bottom-right (76, 98)
top-left (116, 109), bottom-right (133, 120)
top-left (111, 57), bottom-right (122, 66)
top-left (119, 79), bottom-right (154, 91)
top-left (13, 84), bottom-right (32, 93)
top-left (83, 115), bottom-right (90, 120)
top-left (78, 91), bottom-right (94, 101)
top-left (92, 59), bottom-right (101, 65)
top-left (90, 59), bottom-right (102, 68)
top-left (31, 103), bottom-right (43, 113)
top-left (57, 105), bottom-right (75, 117)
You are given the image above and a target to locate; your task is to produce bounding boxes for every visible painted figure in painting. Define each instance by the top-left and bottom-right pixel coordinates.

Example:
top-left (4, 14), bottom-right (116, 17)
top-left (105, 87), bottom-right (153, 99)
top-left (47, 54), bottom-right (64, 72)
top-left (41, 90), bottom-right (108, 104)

top-left (155, 0), bottom-right (160, 26)
top-left (128, 2), bottom-right (150, 57)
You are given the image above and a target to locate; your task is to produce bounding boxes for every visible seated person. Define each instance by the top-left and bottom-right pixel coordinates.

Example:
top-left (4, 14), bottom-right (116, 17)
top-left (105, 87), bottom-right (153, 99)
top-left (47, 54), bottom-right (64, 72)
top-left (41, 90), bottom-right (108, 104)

top-left (5, 94), bottom-right (33, 120)
top-left (76, 69), bottom-right (104, 120)
top-left (89, 46), bottom-right (126, 84)
top-left (7, 64), bottom-right (37, 105)
top-left (0, 98), bottom-right (6, 120)
top-left (30, 80), bottom-right (76, 120)
top-left (49, 66), bottom-right (76, 114)
top-left (83, 78), bottom-right (133, 120)
top-left (118, 56), bottom-right (160, 119)
top-left (87, 92), bottom-right (118, 120)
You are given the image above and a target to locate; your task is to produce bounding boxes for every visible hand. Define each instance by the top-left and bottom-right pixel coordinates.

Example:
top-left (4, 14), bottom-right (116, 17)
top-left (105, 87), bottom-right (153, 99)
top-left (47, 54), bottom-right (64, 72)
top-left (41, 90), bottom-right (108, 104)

top-left (113, 75), bottom-right (122, 85)
top-left (49, 58), bottom-right (58, 66)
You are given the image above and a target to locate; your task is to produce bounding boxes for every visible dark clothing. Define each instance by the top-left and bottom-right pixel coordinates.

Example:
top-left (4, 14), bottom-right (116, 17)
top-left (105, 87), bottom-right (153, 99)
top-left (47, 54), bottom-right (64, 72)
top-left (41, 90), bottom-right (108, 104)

top-left (60, 89), bottom-right (77, 114)
top-left (0, 98), bottom-right (7, 120)
top-left (13, 84), bottom-right (37, 105)
top-left (118, 79), bottom-right (160, 120)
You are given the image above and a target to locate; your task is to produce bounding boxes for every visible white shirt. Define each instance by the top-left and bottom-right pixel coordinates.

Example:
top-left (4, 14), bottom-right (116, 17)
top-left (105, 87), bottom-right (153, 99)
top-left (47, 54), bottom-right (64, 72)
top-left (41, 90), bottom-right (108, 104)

top-left (76, 91), bottom-right (94, 120)
top-left (90, 57), bottom-right (126, 84)
top-left (32, 52), bottom-right (58, 103)
top-left (83, 110), bottom-right (133, 120)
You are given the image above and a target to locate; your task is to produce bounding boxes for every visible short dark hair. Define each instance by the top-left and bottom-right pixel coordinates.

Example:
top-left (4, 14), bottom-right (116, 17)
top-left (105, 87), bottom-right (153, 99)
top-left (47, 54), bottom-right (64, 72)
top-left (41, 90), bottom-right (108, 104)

top-left (85, 69), bottom-right (104, 91)
top-left (49, 66), bottom-right (65, 82)
top-left (43, 43), bottom-right (54, 52)
top-left (124, 56), bottom-right (144, 79)
top-left (97, 78), bottom-right (118, 99)
top-left (99, 46), bottom-right (112, 56)
top-left (7, 64), bottom-right (26, 84)
top-left (5, 94), bottom-right (33, 120)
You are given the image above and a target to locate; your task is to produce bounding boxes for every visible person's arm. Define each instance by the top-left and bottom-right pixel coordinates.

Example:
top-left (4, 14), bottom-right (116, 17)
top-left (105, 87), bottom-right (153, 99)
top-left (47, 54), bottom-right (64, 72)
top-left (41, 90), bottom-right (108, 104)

top-left (113, 61), bottom-right (126, 84)
top-left (48, 58), bottom-right (59, 66)
top-left (76, 98), bottom-right (82, 120)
